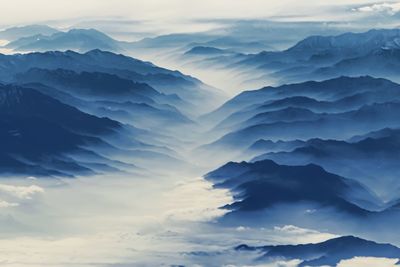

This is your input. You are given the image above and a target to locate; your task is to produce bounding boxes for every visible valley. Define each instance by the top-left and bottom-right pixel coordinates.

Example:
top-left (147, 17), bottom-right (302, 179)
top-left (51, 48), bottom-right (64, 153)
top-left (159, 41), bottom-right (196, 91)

top-left (0, 21), bottom-right (400, 267)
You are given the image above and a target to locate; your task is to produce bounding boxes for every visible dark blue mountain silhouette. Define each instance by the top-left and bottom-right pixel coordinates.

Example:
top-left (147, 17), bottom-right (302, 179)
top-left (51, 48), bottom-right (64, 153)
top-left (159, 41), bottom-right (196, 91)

top-left (0, 83), bottom-right (120, 135)
top-left (0, 49), bottom-right (221, 115)
top-left (205, 101), bottom-right (400, 152)
top-left (349, 127), bottom-right (398, 142)
top-left (205, 159), bottom-right (373, 216)
top-left (15, 68), bottom-right (160, 100)
top-left (0, 114), bottom-right (99, 176)
top-left (14, 68), bottom-right (194, 129)
top-left (202, 76), bottom-right (400, 125)
top-left (236, 236), bottom-right (400, 266)
top-left (312, 48), bottom-right (400, 82)
top-left (97, 101), bottom-right (193, 128)
top-left (199, 76), bottom-right (400, 155)
top-left (0, 49), bottom-right (188, 81)
top-left (0, 84), bottom-right (130, 177)
top-left (253, 129), bottom-right (400, 200)
top-left (214, 89), bottom-right (400, 132)
top-left (237, 107), bottom-right (320, 130)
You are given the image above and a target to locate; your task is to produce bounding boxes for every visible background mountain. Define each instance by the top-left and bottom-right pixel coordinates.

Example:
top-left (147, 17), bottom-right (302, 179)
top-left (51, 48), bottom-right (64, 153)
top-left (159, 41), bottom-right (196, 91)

top-left (0, 24), bottom-right (59, 41)
top-left (184, 46), bottom-right (234, 56)
top-left (196, 76), bottom-right (400, 165)
top-left (250, 29), bottom-right (400, 85)
top-left (4, 29), bottom-right (124, 52)
top-left (174, 28), bottom-right (400, 90)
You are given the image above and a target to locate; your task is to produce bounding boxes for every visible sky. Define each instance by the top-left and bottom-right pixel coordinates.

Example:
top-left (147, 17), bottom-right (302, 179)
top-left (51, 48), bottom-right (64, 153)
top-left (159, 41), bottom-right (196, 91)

top-left (0, 0), bottom-right (399, 34)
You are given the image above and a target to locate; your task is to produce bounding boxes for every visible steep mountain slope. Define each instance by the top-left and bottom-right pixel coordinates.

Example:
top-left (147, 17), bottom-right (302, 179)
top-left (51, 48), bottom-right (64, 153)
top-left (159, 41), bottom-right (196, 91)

top-left (203, 76), bottom-right (400, 125)
top-left (15, 68), bottom-right (160, 101)
top-left (201, 72), bottom-right (400, 237)
top-left (214, 89), bottom-right (400, 132)
top-left (254, 129), bottom-right (400, 199)
top-left (208, 102), bottom-right (400, 150)
top-left (14, 68), bottom-right (193, 127)
top-left (0, 84), bottom-right (125, 177)
top-left (0, 49), bottom-right (223, 115)
top-left (0, 83), bottom-right (188, 177)
top-left (0, 83), bottom-right (120, 136)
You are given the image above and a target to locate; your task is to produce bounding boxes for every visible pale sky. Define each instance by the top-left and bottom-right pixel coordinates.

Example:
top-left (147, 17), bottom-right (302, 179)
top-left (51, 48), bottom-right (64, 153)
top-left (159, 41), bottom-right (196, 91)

top-left (0, 0), bottom-right (398, 33)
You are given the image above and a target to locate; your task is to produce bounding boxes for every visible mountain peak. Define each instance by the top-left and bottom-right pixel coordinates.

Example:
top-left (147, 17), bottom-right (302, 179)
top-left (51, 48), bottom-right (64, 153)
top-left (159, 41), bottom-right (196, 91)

top-left (0, 24), bottom-right (59, 41)
top-left (288, 28), bottom-right (400, 54)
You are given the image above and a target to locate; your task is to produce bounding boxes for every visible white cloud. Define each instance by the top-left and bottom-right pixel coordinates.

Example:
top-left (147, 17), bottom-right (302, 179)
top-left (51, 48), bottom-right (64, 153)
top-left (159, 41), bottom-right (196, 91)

top-left (0, 184), bottom-right (44, 200)
top-left (236, 226), bottom-right (250, 232)
top-left (0, 0), bottom-right (386, 34)
top-left (353, 2), bottom-right (400, 15)
top-left (274, 225), bottom-right (313, 234)
top-left (161, 178), bottom-right (232, 222)
top-left (0, 199), bottom-right (19, 208)
top-left (338, 257), bottom-right (399, 267)
top-left (274, 225), bottom-right (326, 236)
top-left (271, 225), bottom-right (338, 244)
top-left (222, 260), bottom-right (302, 267)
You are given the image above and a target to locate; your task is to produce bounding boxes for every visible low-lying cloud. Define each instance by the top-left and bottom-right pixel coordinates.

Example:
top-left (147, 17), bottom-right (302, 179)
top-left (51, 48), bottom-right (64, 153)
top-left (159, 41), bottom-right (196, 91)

top-left (0, 184), bottom-right (44, 200)
top-left (0, 199), bottom-right (19, 208)
top-left (353, 2), bottom-right (400, 15)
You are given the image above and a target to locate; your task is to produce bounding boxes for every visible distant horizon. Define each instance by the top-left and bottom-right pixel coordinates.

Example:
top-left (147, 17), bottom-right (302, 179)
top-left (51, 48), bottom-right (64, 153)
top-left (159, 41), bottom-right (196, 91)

top-left (1, 0), bottom-right (400, 39)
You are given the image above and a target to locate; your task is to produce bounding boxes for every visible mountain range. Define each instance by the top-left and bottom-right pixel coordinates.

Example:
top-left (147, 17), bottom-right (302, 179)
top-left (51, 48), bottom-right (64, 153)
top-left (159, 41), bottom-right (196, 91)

top-left (0, 83), bottom-right (128, 177)
top-left (176, 28), bottom-right (400, 89)
top-left (0, 49), bottom-right (223, 116)
top-left (4, 28), bottom-right (123, 52)
top-left (201, 73), bottom-right (400, 243)
top-left (236, 236), bottom-right (400, 267)
top-left (1, 23), bottom-right (400, 265)
top-left (195, 76), bottom-right (400, 169)
top-left (0, 24), bottom-right (59, 41)
top-left (253, 128), bottom-right (400, 200)
top-left (206, 159), bottom-right (380, 218)
top-left (0, 49), bottom-right (219, 177)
